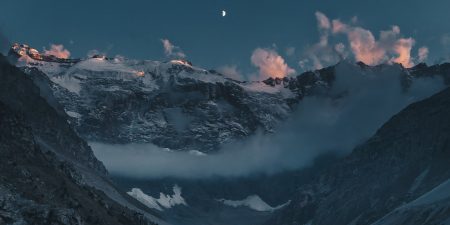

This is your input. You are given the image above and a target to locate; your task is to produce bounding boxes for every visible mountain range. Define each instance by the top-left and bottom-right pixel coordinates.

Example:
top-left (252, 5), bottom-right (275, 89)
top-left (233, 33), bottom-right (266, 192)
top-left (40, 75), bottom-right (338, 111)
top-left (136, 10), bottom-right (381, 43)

top-left (2, 43), bottom-right (450, 225)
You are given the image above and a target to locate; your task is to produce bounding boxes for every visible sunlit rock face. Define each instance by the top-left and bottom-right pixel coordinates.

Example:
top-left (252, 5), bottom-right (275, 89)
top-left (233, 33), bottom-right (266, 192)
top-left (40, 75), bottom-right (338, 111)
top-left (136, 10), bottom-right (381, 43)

top-left (9, 43), bottom-right (80, 64)
top-left (10, 43), bottom-right (450, 152)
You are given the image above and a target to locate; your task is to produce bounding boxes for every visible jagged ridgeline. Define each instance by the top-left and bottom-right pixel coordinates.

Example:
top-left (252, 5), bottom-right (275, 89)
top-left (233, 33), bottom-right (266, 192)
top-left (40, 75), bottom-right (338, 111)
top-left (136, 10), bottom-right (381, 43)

top-left (8, 43), bottom-right (450, 153)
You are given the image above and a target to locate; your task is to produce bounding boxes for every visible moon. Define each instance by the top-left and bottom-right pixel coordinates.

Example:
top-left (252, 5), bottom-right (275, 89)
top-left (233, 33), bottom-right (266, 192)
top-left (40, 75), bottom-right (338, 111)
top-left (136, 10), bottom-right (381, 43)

top-left (222, 10), bottom-right (226, 17)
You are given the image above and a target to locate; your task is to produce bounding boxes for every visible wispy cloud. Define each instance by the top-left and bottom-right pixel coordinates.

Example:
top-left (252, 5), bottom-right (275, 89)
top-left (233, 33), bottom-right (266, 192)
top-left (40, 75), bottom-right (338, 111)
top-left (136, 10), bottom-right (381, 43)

top-left (91, 63), bottom-right (444, 178)
top-left (417, 47), bottom-right (429, 63)
top-left (251, 48), bottom-right (295, 79)
top-left (216, 65), bottom-right (244, 81)
top-left (285, 47), bottom-right (296, 57)
top-left (298, 12), bottom-right (343, 71)
top-left (161, 38), bottom-right (186, 59)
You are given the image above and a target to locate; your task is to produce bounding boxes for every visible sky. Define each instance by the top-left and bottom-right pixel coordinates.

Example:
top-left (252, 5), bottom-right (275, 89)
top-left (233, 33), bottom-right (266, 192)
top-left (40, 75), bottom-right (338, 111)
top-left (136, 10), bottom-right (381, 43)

top-left (1, 0), bottom-right (450, 79)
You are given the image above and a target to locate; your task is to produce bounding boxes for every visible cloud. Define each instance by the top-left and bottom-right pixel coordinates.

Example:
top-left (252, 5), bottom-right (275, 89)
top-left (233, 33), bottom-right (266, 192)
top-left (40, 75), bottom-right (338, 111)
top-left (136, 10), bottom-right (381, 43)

top-left (285, 47), bottom-right (296, 57)
top-left (315, 11), bottom-right (331, 31)
top-left (418, 46), bottom-right (429, 63)
top-left (332, 19), bottom-right (417, 67)
top-left (298, 12), bottom-right (344, 71)
top-left (299, 12), bottom-right (426, 69)
top-left (441, 33), bottom-right (450, 49)
top-left (332, 20), bottom-right (386, 65)
top-left (334, 43), bottom-right (347, 57)
top-left (90, 63), bottom-right (444, 179)
top-left (216, 65), bottom-right (244, 81)
top-left (315, 11), bottom-right (331, 47)
top-left (43, 44), bottom-right (71, 59)
top-left (251, 48), bottom-right (295, 79)
top-left (161, 39), bottom-right (186, 59)
top-left (392, 37), bottom-right (415, 67)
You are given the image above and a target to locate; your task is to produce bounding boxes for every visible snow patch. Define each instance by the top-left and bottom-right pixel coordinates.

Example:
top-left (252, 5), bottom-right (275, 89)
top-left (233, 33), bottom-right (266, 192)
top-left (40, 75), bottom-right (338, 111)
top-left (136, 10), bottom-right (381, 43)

top-left (66, 111), bottom-right (81, 119)
top-left (188, 150), bottom-right (207, 156)
top-left (372, 178), bottom-right (450, 225)
top-left (127, 188), bottom-right (162, 211)
top-left (216, 195), bottom-right (290, 212)
top-left (127, 185), bottom-right (187, 211)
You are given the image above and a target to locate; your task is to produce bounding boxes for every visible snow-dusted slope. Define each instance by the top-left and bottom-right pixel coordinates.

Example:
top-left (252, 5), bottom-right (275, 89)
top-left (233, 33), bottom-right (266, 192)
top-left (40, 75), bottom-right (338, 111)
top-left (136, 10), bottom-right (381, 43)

top-left (10, 43), bottom-right (295, 152)
top-left (268, 87), bottom-right (450, 225)
top-left (372, 178), bottom-right (450, 225)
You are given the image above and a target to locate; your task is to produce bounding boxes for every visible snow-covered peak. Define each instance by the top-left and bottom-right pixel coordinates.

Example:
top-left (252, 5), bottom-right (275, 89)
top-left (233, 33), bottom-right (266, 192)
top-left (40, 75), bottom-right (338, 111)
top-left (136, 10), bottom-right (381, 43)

top-left (9, 43), bottom-right (80, 64)
top-left (169, 59), bottom-right (193, 67)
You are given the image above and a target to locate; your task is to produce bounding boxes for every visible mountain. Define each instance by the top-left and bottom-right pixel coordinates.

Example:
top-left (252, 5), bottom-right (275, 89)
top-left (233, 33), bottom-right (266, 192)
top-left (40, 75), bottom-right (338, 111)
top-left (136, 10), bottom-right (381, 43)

top-left (8, 43), bottom-right (450, 153)
top-left (9, 43), bottom-right (296, 152)
top-left (5, 42), bottom-right (450, 225)
top-left (267, 87), bottom-right (450, 225)
top-left (0, 54), bottom-right (167, 225)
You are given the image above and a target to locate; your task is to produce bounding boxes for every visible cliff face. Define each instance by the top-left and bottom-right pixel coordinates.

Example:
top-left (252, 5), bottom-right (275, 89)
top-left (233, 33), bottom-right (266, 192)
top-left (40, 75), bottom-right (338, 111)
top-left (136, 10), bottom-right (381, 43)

top-left (268, 87), bottom-right (450, 225)
top-left (0, 54), bottom-right (106, 175)
top-left (0, 54), bottom-right (164, 225)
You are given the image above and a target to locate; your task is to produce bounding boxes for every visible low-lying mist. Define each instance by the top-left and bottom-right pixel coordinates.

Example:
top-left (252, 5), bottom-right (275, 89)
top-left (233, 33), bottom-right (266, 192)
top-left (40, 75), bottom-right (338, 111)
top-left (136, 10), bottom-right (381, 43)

top-left (91, 62), bottom-right (445, 179)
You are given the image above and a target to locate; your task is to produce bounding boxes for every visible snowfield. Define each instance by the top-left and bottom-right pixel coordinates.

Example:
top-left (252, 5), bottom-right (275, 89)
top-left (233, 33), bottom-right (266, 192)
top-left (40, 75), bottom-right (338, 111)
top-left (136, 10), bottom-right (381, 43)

top-left (127, 185), bottom-right (187, 211)
top-left (217, 195), bottom-right (290, 212)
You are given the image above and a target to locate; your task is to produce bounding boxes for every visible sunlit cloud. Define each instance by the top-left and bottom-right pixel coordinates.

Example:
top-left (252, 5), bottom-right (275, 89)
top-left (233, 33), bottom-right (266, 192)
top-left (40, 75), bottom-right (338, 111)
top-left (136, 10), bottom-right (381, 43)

top-left (43, 44), bottom-right (71, 59)
top-left (332, 20), bottom-right (386, 65)
top-left (332, 20), bottom-right (417, 67)
top-left (251, 48), bottom-right (295, 79)
top-left (392, 37), bottom-right (415, 67)
top-left (299, 12), bottom-right (426, 69)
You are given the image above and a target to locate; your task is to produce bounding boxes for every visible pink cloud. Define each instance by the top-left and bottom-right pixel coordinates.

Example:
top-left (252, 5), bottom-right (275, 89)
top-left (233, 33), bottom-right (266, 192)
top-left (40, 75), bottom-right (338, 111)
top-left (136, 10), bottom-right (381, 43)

top-left (251, 48), bottom-right (295, 79)
top-left (298, 12), bottom-right (428, 69)
top-left (392, 37), bottom-right (415, 67)
top-left (43, 44), bottom-right (71, 59)
top-left (332, 19), bottom-right (417, 67)
top-left (332, 20), bottom-right (386, 65)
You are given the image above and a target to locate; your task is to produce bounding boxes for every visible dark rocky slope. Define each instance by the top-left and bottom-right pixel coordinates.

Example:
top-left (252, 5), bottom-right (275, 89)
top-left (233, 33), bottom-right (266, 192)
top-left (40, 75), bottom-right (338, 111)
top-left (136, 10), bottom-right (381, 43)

top-left (268, 87), bottom-right (450, 225)
top-left (0, 54), bottom-right (165, 225)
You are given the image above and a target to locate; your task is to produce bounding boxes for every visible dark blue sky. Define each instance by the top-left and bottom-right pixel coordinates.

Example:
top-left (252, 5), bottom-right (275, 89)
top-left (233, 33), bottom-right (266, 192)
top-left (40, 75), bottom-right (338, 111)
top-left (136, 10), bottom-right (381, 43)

top-left (1, 0), bottom-right (450, 76)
